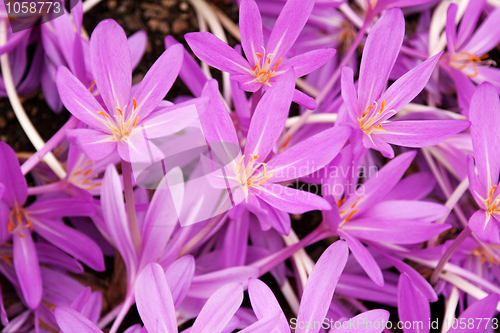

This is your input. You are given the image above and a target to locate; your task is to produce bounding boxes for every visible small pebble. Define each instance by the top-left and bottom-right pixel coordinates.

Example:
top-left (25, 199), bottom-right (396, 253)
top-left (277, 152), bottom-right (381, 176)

top-left (172, 19), bottom-right (188, 34)
top-left (147, 19), bottom-right (159, 31)
top-left (107, 0), bottom-right (116, 10)
top-left (179, 2), bottom-right (188, 11)
top-left (158, 21), bottom-right (170, 35)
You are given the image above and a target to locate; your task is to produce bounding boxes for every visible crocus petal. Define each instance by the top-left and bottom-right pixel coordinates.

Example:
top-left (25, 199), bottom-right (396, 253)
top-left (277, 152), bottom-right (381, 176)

top-left (358, 8), bottom-right (404, 110)
top-left (296, 240), bottom-right (348, 333)
top-left (133, 44), bottom-right (183, 119)
top-left (266, 0), bottom-right (315, 58)
top-left (185, 32), bottom-right (250, 75)
top-left (333, 309), bottom-right (390, 333)
top-left (397, 273), bottom-right (430, 333)
top-left (338, 230), bottom-right (384, 287)
top-left (165, 36), bottom-right (208, 97)
top-left (341, 66), bottom-right (361, 120)
top-left (190, 283), bottom-right (243, 333)
top-left (31, 218), bottom-right (105, 271)
top-left (445, 4), bottom-right (457, 55)
top-left (469, 82), bottom-right (500, 193)
top-left (165, 255), bottom-right (195, 308)
top-left (66, 128), bottom-right (117, 161)
top-left (455, 0), bottom-right (487, 49)
top-left (292, 89), bottom-right (317, 110)
top-left (380, 52), bottom-right (442, 113)
top-left (376, 120), bottom-right (470, 148)
top-left (89, 19), bottom-right (131, 113)
top-left (28, 199), bottom-right (94, 219)
top-left (129, 31), bottom-right (147, 70)
top-left (344, 220), bottom-right (451, 244)
top-left (13, 229), bottom-right (42, 309)
top-left (257, 183), bottom-right (331, 214)
top-left (281, 48), bottom-right (336, 78)
top-left (267, 125), bottom-right (351, 182)
top-left (469, 210), bottom-right (500, 244)
top-left (244, 69), bottom-right (295, 164)
top-left (135, 263), bottom-right (178, 333)
top-left (447, 294), bottom-right (499, 333)
top-left (383, 172), bottom-right (436, 201)
top-left (102, 165), bottom-right (138, 283)
top-left (248, 278), bottom-right (289, 333)
top-left (462, 5), bottom-right (500, 56)
top-left (0, 142), bottom-right (27, 207)
top-left (240, 0), bottom-right (264, 65)
top-left (55, 307), bottom-right (103, 333)
top-left (140, 103), bottom-right (201, 139)
top-left (188, 266), bottom-right (258, 298)
top-left (200, 79), bottom-right (240, 148)
top-left (357, 200), bottom-right (448, 222)
top-left (340, 150), bottom-right (416, 215)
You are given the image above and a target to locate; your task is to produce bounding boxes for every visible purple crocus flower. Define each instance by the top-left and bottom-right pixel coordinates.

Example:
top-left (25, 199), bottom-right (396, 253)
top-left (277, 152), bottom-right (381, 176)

top-left (323, 149), bottom-right (451, 287)
top-left (0, 142), bottom-right (104, 310)
top-left (248, 240), bottom-right (390, 333)
top-left (467, 82), bottom-right (500, 244)
top-left (185, 0), bottom-right (336, 108)
top-left (56, 19), bottom-right (198, 162)
top-left (201, 70), bottom-right (351, 233)
top-left (340, 8), bottom-right (470, 158)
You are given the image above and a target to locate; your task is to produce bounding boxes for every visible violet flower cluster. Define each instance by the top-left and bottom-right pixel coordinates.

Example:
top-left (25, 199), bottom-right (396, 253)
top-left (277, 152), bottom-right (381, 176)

top-left (1, 0), bottom-right (500, 332)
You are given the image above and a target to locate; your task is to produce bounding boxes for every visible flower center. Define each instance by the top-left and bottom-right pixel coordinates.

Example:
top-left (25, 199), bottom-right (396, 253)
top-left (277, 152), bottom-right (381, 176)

top-left (68, 158), bottom-right (102, 192)
top-left (251, 49), bottom-right (283, 86)
top-left (482, 185), bottom-right (500, 217)
top-left (358, 99), bottom-right (395, 135)
top-left (338, 196), bottom-right (361, 226)
top-left (8, 205), bottom-right (32, 237)
top-left (450, 52), bottom-right (495, 78)
top-left (95, 97), bottom-right (140, 141)
top-left (472, 244), bottom-right (500, 265)
top-left (235, 155), bottom-right (273, 196)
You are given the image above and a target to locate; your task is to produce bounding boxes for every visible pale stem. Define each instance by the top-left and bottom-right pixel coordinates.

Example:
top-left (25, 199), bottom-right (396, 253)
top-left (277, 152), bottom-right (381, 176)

top-left (121, 160), bottom-right (142, 253)
top-left (281, 278), bottom-right (300, 315)
top-left (338, 3), bottom-right (364, 29)
top-left (97, 302), bottom-right (123, 329)
top-left (439, 271), bottom-right (500, 312)
top-left (285, 113), bottom-right (338, 128)
top-left (441, 287), bottom-right (459, 333)
top-left (196, 10), bottom-right (212, 80)
top-left (20, 116), bottom-right (79, 176)
top-left (0, 20), bottom-right (66, 179)
top-left (82, 0), bottom-right (104, 13)
top-left (108, 292), bottom-right (135, 333)
top-left (430, 226), bottom-right (472, 284)
top-left (27, 182), bottom-right (64, 196)
top-left (188, 0), bottom-right (232, 104)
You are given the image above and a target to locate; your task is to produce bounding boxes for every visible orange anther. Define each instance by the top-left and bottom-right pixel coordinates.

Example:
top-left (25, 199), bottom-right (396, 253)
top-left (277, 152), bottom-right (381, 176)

top-left (97, 111), bottom-right (110, 118)
top-left (19, 233), bottom-right (24, 238)
top-left (379, 100), bottom-right (385, 114)
top-left (82, 180), bottom-right (91, 184)
top-left (253, 155), bottom-right (259, 159)
top-left (73, 170), bottom-right (83, 176)
top-left (256, 52), bottom-right (262, 59)
top-left (133, 116), bottom-right (139, 127)
top-left (273, 58), bottom-right (282, 71)
top-left (337, 198), bottom-right (345, 207)
top-left (115, 107), bottom-right (123, 116)
top-left (17, 212), bottom-right (21, 223)
top-left (27, 220), bottom-right (33, 230)
top-left (8, 221), bottom-right (14, 233)
top-left (253, 65), bottom-right (259, 71)
top-left (133, 98), bottom-right (137, 110)
top-left (344, 209), bottom-right (358, 223)
top-left (83, 169), bottom-right (92, 176)
top-left (351, 196), bottom-right (361, 209)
